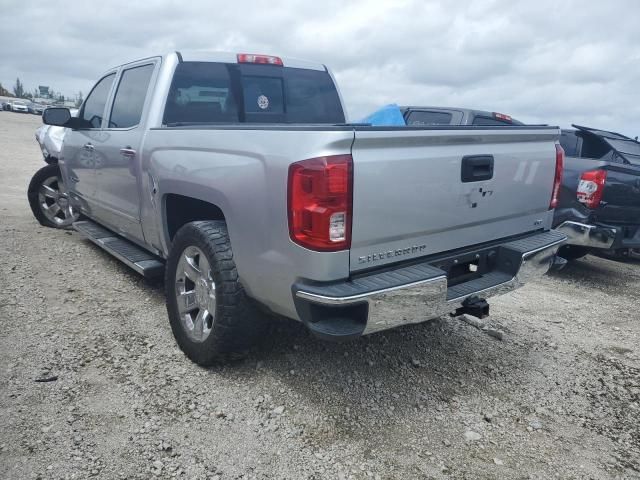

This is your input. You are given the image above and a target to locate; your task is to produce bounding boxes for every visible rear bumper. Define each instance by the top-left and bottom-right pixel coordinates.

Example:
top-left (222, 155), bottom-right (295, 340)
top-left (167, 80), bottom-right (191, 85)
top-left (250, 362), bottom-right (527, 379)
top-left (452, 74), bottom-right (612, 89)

top-left (294, 230), bottom-right (567, 339)
top-left (556, 220), bottom-right (640, 250)
top-left (555, 221), bottom-right (617, 249)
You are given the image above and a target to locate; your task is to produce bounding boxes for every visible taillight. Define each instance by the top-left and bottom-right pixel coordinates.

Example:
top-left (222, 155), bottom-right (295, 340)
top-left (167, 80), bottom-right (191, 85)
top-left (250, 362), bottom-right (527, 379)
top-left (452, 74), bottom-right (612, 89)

top-left (237, 53), bottom-right (283, 66)
top-left (577, 169), bottom-right (607, 209)
top-left (550, 144), bottom-right (565, 209)
top-left (288, 155), bottom-right (353, 251)
top-left (493, 112), bottom-right (512, 122)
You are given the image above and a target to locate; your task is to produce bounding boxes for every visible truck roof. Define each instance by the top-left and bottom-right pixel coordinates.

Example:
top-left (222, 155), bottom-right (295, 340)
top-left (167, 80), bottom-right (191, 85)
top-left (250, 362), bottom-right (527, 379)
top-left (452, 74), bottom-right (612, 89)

top-left (111, 51), bottom-right (327, 73)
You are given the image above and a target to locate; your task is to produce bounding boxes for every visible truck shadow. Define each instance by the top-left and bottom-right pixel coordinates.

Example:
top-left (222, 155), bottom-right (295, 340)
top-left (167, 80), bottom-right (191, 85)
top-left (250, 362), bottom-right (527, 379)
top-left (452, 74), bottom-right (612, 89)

top-left (549, 255), bottom-right (638, 290)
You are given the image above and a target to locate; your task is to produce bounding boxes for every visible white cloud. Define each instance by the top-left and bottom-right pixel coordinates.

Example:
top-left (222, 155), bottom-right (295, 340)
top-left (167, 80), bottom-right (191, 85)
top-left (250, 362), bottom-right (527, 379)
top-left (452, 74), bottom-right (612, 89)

top-left (1, 0), bottom-right (638, 136)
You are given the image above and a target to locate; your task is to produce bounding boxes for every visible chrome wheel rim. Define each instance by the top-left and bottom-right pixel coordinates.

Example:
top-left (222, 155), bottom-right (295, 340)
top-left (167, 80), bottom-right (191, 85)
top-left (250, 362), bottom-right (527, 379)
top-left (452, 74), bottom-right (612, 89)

top-left (37, 175), bottom-right (78, 227)
top-left (175, 246), bottom-right (216, 343)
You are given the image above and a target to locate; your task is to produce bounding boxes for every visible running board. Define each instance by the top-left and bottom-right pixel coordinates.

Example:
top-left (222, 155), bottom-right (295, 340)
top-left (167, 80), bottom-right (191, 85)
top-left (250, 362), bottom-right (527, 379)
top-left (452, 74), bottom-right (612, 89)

top-left (73, 220), bottom-right (165, 278)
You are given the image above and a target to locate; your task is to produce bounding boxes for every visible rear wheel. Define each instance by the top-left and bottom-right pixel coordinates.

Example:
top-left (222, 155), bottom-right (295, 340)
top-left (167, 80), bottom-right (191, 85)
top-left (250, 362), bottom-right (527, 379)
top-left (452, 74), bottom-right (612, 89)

top-left (165, 221), bottom-right (267, 365)
top-left (558, 245), bottom-right (591, 261)
top-left (27, 164), bottom-right (79, 228)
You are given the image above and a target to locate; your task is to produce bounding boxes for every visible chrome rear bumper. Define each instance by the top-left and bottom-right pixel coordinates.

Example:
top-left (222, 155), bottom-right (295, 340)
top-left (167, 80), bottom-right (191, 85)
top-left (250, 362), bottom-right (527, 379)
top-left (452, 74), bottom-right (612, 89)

top-left (555, 221), bottom-right (616, 249)
top-left (294, 230), bottom-right (567, 338)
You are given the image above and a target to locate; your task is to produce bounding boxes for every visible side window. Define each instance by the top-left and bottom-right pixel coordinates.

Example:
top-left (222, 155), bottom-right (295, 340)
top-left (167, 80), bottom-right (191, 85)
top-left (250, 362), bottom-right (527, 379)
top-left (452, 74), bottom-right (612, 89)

top-left (109, 64), bottom-right (155, 128)
top-left (81, 73), bottom-right (116, 128)
top-left (406, 111), bottom-right (453, 126)
top-left (163, 62), bottom-right (239, 125)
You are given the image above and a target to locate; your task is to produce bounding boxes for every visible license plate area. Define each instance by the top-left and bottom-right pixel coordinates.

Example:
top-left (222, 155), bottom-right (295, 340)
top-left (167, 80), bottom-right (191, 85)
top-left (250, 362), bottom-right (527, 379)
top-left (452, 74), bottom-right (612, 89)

top-left (430, 247), bottom-right (500, 287)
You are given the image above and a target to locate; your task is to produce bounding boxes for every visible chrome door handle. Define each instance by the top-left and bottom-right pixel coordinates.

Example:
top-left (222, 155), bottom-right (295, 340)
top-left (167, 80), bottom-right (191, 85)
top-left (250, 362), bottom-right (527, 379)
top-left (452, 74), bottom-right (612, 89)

top-left (120, 147), bottom-right (136, 158)
top-left (83, 143), bottom-right (94, 151)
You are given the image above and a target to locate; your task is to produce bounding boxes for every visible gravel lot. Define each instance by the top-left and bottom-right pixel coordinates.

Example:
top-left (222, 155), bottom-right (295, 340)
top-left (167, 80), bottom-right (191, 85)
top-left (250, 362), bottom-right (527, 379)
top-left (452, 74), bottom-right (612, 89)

top-left (1, 112), bottom-right (639, 480)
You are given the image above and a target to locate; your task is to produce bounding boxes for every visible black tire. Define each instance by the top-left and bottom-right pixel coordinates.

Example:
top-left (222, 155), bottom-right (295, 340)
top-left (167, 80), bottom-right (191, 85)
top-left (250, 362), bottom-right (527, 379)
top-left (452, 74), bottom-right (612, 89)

top-left (27, 164), bottom-right (79, 229)
top-left (165, 221), bottom-right (268, 365)
top-left (558, 245), bottom-right (591, 261)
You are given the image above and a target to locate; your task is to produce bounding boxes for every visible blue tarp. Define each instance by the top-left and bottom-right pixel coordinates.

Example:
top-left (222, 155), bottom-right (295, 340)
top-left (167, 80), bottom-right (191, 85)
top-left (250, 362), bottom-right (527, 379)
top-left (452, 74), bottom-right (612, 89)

top-left (359, 104), bottom-right (406, 126)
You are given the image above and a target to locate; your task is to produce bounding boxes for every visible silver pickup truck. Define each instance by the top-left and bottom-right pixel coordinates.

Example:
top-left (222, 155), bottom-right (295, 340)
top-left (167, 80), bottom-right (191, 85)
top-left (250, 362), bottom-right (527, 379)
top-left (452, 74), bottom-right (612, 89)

top-left (29, 51), bottom-right (567, 365)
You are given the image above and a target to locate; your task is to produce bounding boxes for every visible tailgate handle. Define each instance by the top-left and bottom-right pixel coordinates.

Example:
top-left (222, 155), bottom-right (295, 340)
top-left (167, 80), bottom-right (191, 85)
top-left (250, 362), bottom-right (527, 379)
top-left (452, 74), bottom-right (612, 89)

top-left (461, 155), bottom-right (494, 182)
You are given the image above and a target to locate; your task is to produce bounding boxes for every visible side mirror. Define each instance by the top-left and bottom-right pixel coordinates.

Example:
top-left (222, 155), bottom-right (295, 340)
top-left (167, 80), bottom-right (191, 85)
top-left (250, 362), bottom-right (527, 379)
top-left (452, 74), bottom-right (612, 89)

top-left (42, 107), bottom-right (71, 127)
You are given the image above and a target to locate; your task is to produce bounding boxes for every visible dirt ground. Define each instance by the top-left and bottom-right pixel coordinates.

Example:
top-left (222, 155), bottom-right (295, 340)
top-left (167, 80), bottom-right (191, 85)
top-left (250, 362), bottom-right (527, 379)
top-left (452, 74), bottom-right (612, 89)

top-left (1, 112), bottom-right (639, 480)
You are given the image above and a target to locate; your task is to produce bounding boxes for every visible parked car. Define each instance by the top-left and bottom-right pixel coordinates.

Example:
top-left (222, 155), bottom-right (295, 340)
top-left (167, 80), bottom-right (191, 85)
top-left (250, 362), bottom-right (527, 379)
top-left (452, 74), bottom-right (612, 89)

top-left (32, 104), bottom-right (45, 115)
top-left (1, 101), bottom-right (11, 111)
top-left (35, 108), bottom-right (79, 164)
top-left (29, 51), bottom-right (567, 365)
top-left (11, 100), bottom-right (29, 113)
top-left (554, 125), bottom-right (640, 261)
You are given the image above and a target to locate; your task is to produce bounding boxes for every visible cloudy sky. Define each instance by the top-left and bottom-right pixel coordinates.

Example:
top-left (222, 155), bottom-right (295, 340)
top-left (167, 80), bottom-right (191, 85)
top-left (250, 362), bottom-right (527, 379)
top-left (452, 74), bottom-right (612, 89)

top-left (2, 0), bottom-right (639, 135)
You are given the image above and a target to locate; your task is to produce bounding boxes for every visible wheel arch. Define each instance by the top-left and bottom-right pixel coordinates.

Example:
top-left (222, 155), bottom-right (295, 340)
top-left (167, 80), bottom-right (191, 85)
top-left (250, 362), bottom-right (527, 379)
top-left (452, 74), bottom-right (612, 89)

top-left (162, 193), bottom-right (228, 244)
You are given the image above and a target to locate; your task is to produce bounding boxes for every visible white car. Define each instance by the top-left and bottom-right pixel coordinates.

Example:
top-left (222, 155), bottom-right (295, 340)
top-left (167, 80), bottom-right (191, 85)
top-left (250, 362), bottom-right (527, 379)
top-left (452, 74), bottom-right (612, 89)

top-left (11, 101), bottom-right (29, 113)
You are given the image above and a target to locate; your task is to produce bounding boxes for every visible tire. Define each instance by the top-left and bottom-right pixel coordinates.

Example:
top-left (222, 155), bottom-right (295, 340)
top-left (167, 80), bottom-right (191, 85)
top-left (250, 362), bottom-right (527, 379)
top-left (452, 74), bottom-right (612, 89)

top-left (165, 221), bottom-right (268, 365)
top-left (558, 245), bottom-right (591, 261)
top-left (27, 164), bottom-right (80, 229)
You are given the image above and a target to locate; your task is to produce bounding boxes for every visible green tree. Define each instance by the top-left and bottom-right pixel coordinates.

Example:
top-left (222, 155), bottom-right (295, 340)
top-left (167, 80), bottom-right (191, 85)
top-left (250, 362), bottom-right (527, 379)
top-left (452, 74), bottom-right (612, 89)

top-left (75, 91), bottom-right (83, 107)
top-left (0, 82), bottom-right (10, 96)
top-left (13, 77), bottom-right (24, 98)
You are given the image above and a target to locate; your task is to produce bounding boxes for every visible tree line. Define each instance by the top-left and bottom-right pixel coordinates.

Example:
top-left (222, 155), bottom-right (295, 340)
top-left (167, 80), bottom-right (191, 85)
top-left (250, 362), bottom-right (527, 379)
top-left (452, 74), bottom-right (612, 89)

top-left (0, 77), bottom-right (83, 107)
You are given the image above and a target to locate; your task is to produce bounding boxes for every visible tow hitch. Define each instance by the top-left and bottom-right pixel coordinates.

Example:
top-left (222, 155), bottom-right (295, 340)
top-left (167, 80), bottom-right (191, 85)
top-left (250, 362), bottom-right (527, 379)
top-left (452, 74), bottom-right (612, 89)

top-left (550, 254), bottom-right (568, 271)
top-left (453, 296), bottom-right (490, 319)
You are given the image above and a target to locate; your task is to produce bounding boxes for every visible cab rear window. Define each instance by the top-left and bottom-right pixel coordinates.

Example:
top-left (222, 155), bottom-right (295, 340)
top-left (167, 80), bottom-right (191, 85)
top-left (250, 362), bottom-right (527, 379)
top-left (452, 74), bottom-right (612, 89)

top-left (163, 61), bottom-right (345, 125)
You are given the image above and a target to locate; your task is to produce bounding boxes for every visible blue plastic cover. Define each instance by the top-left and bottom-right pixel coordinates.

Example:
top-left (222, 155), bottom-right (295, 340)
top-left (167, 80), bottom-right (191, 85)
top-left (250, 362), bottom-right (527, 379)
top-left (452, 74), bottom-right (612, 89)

top-left (359, 104), bottom-right (406, 126)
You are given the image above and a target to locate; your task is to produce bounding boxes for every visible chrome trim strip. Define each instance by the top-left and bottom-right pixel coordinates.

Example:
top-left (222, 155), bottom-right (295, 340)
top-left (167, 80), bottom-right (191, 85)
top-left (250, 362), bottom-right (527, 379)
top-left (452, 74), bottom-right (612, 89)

top-left (295, 275), bottom-right (447, 305)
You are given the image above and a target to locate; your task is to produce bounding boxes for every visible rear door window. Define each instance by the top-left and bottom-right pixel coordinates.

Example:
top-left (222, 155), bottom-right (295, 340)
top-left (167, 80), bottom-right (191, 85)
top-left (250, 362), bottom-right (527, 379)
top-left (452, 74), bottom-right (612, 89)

top-left (406, 111), bottom-right (453, 125)
top-left (81, 73), bottom-right (116, 128)
top-left (109, 64), bottom-right (155, 128)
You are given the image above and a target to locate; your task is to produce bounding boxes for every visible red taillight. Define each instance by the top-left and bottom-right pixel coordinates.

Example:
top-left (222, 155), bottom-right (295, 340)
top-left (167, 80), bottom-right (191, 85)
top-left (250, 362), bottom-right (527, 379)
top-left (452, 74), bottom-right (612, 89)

top-left (288, 155), bottom-right (353, 251)
top-left (236, 53), bottom-right (283, 66)
top-left (550, 144), bottom-right (565, 209)
top-left (493, 112), bottom-right (512, 122)
top-left (577, 169), bottom-right (607, 209)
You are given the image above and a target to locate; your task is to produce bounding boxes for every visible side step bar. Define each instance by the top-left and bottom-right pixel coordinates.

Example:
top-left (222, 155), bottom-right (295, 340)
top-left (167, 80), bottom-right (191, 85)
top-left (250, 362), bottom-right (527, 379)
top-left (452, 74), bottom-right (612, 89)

top-left (73, 220), bottom-right (165, 278)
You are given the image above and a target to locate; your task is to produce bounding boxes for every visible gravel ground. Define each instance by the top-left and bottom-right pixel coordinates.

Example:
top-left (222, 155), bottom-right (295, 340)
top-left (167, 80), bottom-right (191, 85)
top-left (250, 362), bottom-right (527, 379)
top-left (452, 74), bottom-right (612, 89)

top-left (1, 112), bottom-right (639, 480)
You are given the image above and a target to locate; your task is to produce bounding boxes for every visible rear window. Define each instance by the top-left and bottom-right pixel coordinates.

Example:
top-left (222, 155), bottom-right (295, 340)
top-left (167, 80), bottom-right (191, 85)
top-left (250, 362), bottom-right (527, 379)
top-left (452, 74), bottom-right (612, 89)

top-left (163, 61), bottom-right (345, 125)
top-left (406, 111), bottom-right (452, 126)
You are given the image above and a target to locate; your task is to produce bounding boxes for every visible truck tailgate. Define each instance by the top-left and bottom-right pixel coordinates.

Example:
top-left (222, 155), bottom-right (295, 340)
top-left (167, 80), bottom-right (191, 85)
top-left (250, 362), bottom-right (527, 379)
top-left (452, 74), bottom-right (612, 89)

top-left (349, 127), bottom-right (560, 272)
top-left (599, 163), bottom-right (640, 224)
